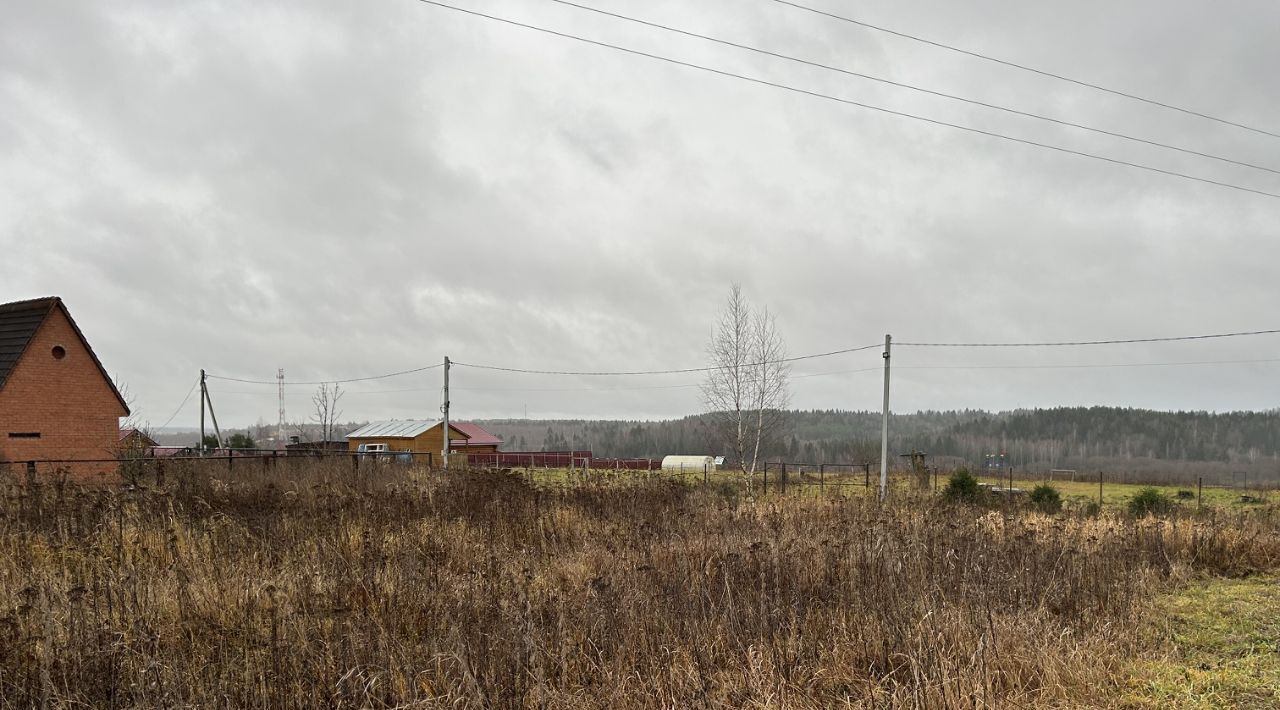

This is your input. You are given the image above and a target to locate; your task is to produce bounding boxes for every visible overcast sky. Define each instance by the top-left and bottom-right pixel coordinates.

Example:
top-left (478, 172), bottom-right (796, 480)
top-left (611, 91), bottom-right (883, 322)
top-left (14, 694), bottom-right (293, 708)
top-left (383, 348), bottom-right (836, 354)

top-left (3, 0), bottom-right (1279, 429)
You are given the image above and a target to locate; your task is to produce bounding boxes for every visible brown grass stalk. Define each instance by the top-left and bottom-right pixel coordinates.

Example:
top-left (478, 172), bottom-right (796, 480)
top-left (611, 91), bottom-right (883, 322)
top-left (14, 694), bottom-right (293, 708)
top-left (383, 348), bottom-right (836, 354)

top-left (1, 462), bottom-right (1277, 708)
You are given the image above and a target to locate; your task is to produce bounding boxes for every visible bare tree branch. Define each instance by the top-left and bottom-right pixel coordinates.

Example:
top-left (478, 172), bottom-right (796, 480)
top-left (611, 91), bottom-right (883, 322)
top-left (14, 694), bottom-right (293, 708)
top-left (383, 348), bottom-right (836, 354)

top-left (701, 284), bottom-right (790, 492)
top-left (311, 383), bottom-right (344, 443)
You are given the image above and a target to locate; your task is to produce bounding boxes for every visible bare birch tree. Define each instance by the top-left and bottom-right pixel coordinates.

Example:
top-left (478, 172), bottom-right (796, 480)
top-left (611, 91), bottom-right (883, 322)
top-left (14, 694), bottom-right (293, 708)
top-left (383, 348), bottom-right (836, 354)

top-left (701, 284), bottom-right (790, 488)
top-left (747, 304), bottom-right (790, 472)
top-left (311, 382), bottom-right (344, 443)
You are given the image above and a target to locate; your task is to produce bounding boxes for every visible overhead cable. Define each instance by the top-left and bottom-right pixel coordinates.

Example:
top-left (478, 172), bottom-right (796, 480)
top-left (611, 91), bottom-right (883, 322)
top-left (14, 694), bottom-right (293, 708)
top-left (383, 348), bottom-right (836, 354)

top-left (451, 343), bottom-right (884, 376)
top-left (899, 357), bottom-right (1280, 370)
top-left (211, 356), bottom-right (1280, 396)
top-left (156, 377), bottom-right (200, 429)
top-left (211, 366), bottom-right (885, 396)
top-left (770, 0), bottom-right (1280, 141)
top-left (547, 0), bottom-right (1280, 176)
top-left (411, 0), bottom-right (1280, 200)
top-left (896, 328), bottom-right (1280, 348)
top-left (206, 363), bottom-right (443, 386)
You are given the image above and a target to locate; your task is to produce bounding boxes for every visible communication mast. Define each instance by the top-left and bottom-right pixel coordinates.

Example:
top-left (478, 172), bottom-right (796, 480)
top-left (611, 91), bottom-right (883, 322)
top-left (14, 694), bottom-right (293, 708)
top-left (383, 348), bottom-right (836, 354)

top-left (277, 368), bottom-right (286, 449)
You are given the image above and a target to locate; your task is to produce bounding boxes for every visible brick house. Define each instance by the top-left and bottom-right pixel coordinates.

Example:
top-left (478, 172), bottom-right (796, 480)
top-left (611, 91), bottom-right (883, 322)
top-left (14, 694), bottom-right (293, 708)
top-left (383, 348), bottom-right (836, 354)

top-left (0, 297), bottom-right (130, 480)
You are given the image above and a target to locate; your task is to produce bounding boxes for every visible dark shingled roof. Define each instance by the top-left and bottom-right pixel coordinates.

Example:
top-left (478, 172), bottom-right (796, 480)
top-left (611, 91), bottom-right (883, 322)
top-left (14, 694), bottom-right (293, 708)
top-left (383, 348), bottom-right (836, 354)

top-left (0, 296), bottom-right (130, 413)
top-left (0, 297), bottom-right (58, 391)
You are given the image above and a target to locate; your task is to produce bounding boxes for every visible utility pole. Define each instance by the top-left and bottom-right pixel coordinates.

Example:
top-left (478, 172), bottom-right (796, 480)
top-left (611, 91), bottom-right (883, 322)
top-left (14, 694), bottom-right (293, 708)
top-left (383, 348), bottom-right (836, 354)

top-left (441, 356), bottom-right (451, 469)
top-left (277, 368), bottom-right (285, 450)
top-left (200, 369), bottom-right (207, 456)
top-left (879, 334), bottom-right (892, 501)
top-left (204, 380), bottom-right (223, 451)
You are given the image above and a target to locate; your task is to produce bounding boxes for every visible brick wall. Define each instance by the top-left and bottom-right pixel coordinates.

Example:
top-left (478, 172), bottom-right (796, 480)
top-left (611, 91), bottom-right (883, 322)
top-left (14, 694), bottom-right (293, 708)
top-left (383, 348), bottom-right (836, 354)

top-left (0, 307), bottom-right (126, 481)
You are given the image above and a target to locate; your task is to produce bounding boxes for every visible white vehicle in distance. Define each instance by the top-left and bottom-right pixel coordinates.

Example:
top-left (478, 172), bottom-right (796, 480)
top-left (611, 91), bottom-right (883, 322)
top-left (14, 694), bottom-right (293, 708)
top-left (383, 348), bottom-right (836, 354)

top-left (355, 443), bottom-right (412, 463)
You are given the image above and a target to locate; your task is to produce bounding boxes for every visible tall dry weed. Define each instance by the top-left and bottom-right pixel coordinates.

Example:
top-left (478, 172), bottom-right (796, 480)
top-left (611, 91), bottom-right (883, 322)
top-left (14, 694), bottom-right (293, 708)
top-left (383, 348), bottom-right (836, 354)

top-left (0, 464), bottom-right (1277, 708)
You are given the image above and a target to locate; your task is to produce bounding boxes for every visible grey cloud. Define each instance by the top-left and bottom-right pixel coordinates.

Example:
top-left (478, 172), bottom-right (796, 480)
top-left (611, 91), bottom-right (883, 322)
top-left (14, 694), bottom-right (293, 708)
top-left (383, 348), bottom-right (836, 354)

top-left (2, 0), bottom-right (1278, 427)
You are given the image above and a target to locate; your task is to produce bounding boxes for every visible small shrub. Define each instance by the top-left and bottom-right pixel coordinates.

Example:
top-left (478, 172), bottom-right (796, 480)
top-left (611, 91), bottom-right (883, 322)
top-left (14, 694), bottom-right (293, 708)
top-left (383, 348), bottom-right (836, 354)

top-left (1128, 487), bottom-right (1173, 517)
top-left (1029, 485), bottom-right (1063, 513)
top-left (1175, 490), bottom-right (1195, 500)
top-left (1081, 500), bottom-right (1102, 517)
top-left (943, 468), bottom-right (981, 502)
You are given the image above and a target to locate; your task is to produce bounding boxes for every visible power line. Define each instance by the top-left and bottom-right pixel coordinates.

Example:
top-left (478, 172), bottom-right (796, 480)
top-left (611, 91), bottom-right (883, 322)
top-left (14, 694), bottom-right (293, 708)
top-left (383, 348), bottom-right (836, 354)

top-left (455, 366), bottom-right (885, 392)
top-left (411, 0), bottom-right (1280, 200)
top-left (896, 328), bottom-right (1280, 348)
top-left (204, 327), bottom-right (1280, 388)
top-left (899, 357), bottom-right (1280, 370)
top-left (217, 387), bottom-right (437, 396)
top-left (208, 367), bottom-right (882, 396)
top-left (203, 356), bottom-right (1280, 398)
top-left (547, 0), bottom-right (1280, 176)
top-left (462, 357), bottom-right (1280, 388)
top-left (451, 343), bottom-right (883, 376)
top-left (206, 363), bottom-right (443, 386)
top-left (770, 0), bottom-right (1280, 141)
top-left (132, 353), bottom-right (1280, 412)
top-left (156, 377), bottom-right (200, 429)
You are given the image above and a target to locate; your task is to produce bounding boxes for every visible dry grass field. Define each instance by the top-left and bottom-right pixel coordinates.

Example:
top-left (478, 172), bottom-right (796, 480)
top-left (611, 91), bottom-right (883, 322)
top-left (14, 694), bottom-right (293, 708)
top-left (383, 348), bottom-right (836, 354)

top-left (2, 462), bottom-right (1279, 708)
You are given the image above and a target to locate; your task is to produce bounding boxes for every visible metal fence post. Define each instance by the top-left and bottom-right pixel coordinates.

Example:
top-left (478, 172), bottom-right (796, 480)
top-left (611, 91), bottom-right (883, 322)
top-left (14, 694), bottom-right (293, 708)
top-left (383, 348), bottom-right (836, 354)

top-left (781, 462), bottom-right (787, 495)
top-left (820, 464), bottom-right (825, 493)
top-left (1098, 471), bottom-right (1103, 508)
top-left (1198, 476), bottom-right (1203, 509)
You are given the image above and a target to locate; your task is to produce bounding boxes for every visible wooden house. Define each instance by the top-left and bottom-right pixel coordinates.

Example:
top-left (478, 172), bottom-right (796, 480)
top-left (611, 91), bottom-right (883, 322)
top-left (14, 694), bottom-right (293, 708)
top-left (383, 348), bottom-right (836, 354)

top-left (344, 420), bottom-right (503, 463)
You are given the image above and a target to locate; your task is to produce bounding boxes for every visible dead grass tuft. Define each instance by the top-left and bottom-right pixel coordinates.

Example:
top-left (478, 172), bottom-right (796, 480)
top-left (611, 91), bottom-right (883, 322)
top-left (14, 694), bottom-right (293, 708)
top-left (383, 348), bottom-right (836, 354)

top-left (1, 463), bottom-right (1278, 708)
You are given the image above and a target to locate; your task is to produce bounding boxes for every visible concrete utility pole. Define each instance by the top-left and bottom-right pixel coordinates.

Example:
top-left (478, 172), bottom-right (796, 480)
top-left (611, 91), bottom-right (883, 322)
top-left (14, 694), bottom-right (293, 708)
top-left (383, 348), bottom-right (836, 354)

top-left (204, 380), bottom-right (223, 451)
top-left (200, 369), bottom-right (206, 456)
top-left (879, 334), bottom-right (892, 500)
top-left (441, 356), bottom-right (451, 469)
top-left (276, 368), bottom-right (285, 449)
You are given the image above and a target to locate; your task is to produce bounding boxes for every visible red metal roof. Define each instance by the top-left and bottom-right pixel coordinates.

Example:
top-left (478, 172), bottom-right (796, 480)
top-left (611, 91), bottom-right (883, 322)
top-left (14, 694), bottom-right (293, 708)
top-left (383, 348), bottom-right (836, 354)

top-left (449, 422), bottom-right (503, 447)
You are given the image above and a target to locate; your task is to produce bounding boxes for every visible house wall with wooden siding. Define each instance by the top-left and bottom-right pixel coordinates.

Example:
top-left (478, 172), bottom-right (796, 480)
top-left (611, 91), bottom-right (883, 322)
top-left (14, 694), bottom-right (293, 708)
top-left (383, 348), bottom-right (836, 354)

top-left (346, 424), bottom-right (468, 455)
top-left (345, 436), bottom-right (414, 453)
top-left (0, 307), bottom-right (125, 481)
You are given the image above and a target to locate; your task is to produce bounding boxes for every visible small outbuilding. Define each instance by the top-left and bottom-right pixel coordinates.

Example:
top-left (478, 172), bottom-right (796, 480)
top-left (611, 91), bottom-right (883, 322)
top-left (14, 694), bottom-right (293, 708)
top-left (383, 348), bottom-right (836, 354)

top-left (344, 420), bottom-right (503, 460)
top-left (118, 428), bottom-right (158, 457)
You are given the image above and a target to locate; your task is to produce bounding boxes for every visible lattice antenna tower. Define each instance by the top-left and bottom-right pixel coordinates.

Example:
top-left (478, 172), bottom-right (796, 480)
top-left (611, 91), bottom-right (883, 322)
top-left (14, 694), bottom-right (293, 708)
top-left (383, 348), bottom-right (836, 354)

top-left (277, 368), bottom-right (285, 448)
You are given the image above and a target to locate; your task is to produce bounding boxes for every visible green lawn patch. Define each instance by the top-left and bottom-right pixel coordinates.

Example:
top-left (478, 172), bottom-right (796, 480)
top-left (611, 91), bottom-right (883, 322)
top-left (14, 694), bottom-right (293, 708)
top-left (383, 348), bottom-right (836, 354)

top-left (1119, 576), bottom-right (1280, 708)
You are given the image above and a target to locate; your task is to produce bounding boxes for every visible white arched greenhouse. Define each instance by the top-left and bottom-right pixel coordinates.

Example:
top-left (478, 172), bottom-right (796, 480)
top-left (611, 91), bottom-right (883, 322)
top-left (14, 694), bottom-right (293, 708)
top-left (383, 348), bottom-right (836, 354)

top-left (661, 455), bottom-right (717, 474)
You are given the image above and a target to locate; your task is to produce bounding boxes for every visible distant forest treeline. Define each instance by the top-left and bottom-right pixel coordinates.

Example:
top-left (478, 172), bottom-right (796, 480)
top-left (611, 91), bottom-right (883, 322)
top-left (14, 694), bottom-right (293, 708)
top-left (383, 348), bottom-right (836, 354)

top-left (479, 407), bottom-right (1280, 473)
